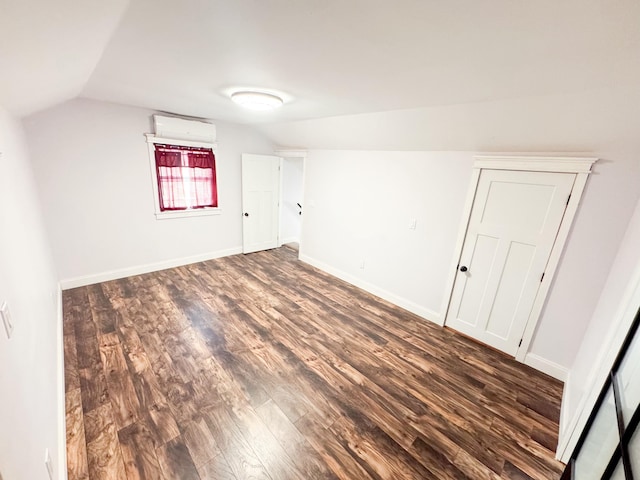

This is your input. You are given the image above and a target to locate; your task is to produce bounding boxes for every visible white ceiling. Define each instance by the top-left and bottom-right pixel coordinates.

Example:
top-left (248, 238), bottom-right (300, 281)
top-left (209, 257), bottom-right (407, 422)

top-left (0, 0), bottom-right (130, 116)
top-left (3, 0), bottom-right (640, 124)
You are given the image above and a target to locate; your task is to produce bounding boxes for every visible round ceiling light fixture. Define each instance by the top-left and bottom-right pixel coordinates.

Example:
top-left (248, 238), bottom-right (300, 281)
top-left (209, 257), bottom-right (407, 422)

top-left (230, 91), bottom-right (284, 111)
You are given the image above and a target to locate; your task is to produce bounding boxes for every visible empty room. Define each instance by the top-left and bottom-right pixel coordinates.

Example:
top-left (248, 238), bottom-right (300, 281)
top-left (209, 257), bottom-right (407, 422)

top-left (1, 1), bottom-right (640, 479)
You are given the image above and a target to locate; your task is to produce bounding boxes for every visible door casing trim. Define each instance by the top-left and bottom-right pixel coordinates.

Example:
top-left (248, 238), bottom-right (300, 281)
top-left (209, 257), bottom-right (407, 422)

top-left (439, 155), bottom-right (597, 372)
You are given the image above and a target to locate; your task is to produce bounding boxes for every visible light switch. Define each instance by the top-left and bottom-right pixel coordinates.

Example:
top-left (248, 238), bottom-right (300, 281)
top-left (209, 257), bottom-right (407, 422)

top-left (409, 218), bottom-right (417, 230)
top-left (1, 302), bottom-right (14, 339)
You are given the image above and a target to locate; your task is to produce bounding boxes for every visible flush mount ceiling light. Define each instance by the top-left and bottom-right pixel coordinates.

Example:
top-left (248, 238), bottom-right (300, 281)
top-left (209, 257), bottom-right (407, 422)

top-left (230, 91), bottom-right (284, 111)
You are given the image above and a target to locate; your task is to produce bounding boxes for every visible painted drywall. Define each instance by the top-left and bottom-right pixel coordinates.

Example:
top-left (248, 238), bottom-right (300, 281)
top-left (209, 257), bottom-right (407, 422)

top-left (297, 148), bottom-right (640, 376)
top-left (259, 87), bottom-right (640, 377)
top-left (0, 0), bottom-right (130, 116)
top-left (558, 195), bottom-right (640, 459)
top-left (300, 150), bottom-right (474, 322)
top-left (280, 157), bottom-right (304, 244)
top-left (24, 98), bottom-right (274, 286)
top-left (263, 86), bottom-right (640, 375)
top-left (0, 106), bottom-right (63, 479)
top-left (81, 0), bottom-right (640, 124)
top-left (527, 154), bottom-right (640, 370)
top-left (258, 86), bottom-right (640, 152)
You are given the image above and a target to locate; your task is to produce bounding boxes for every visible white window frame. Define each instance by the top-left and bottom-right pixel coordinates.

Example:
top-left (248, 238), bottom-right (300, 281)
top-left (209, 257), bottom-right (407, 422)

top-left (145, 134), bottom-right (222, 220)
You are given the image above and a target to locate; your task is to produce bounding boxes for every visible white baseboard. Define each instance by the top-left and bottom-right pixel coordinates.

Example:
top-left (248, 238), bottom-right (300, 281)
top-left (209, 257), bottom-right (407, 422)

top-left (60, 247), bottom-right (243, 289)
top-left (556, 372), bottom-right (572, 460)
top-left (556, 370), bottom-right (594, 462)
top-left (299, 254), bottom-right (441, 324)
top-left (56, 284), bottom-right (68, 479)
top-left (524, 352), bottom-right (568, 382)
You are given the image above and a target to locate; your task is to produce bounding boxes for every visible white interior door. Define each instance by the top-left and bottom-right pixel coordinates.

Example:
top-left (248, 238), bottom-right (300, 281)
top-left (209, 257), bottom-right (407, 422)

top-left (445, 169), bottom-right (575, 355)
top-left (242, 154), bottom-right (281, 254)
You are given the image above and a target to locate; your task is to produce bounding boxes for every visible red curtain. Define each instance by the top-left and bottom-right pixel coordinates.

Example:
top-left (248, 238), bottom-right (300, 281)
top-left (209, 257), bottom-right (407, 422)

top-left (154, 144), bottom-right (217, 211)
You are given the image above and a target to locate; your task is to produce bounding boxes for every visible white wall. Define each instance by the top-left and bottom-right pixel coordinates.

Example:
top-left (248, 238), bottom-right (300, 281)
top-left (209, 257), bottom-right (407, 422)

top-left (527, 154), bottom-right (640, 371)
top-left (0, 106), bottom-right (63, 479)
top-left (258, 87), bottom-right (640, 153)
top-left (280, 157), bottom-right (304, 244)
top-left (558, 195), bottom-right (640, 459)
top-left (262, 86), bottom-right (640, 377)
top-left (297, 148), bottom-right (640, 377)
top-left (24, 98), bottom-right (275, 286)
top-left (300, 150), bottom-right (474, 321)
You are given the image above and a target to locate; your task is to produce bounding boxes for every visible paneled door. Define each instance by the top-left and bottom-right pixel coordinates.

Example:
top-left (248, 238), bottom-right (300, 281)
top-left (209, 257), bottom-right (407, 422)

top-left (242, 154), bottom-right (281, 254)
top-left (445, 169), bottom-right (575, 355)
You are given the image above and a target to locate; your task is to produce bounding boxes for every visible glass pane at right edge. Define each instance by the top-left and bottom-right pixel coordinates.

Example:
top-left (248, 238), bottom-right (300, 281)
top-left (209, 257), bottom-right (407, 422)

top-left (630, 427), bottom-right (640, 479)
top-left (617, 326), bottom-right (640, 427)
top-left (610, 457), bottom-right (625, 480)
top-left (574, 386), bottom-right (620, 480)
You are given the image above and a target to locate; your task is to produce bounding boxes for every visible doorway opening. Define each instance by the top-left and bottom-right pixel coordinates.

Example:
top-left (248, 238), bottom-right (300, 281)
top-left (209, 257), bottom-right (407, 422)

top-left (241, 150), bottom-right (306, 256)
top-left (280, 156), bottom-right (304, 251)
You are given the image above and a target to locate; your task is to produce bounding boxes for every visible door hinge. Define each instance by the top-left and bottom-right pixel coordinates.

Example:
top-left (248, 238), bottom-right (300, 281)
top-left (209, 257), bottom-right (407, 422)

top-left (566, 194), bottom-right (571, 206)
top-left (540, 272), bottom-right (545, 282)
top-left (518, 339), bottom-right (523, 347)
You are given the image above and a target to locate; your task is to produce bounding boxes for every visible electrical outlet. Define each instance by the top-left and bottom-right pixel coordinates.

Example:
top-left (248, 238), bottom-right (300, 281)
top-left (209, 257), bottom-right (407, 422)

top-left (44, 448), bottom-right (54, 480)
top-left (1, 302), bottom-right (13, 339)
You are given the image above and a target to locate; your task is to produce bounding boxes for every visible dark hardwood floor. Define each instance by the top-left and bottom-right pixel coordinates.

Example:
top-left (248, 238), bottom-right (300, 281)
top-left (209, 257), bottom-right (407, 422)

top-left (64, 246), bottom-right (565, 480)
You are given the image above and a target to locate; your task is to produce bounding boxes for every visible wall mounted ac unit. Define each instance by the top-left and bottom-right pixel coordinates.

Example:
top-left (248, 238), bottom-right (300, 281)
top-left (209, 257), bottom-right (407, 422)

top-left (153, 115), bottom-right (216, 143)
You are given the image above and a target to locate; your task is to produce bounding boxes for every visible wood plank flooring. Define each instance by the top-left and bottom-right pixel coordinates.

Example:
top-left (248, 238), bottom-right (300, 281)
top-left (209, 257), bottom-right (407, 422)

top-left (64, 246), bottom-right (565, 480)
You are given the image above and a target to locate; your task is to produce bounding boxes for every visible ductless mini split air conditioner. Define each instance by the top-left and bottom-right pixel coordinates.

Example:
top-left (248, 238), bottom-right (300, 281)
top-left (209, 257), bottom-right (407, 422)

top-left (153, 115), bottom-right (216, 143)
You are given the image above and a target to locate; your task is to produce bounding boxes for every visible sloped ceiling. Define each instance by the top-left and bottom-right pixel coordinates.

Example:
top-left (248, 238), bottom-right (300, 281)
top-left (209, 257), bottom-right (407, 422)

top-left (257, 86), bottom-right (640, 152)
top-left (0, 0), bottom-right (130, 116)
top-left (3, 0), bottom-right (640, 126)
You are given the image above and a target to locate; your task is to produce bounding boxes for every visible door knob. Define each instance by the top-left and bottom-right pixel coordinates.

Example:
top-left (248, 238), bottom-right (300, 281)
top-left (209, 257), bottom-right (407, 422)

top-left (459, 265), bottom-right (468, 272)
top-left (244, 212), bottom-right (249, 217)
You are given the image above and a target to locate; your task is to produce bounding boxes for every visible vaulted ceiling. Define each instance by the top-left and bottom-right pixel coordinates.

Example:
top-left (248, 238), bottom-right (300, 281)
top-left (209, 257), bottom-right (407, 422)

top-left (2, 0), bottom-right (640, 125)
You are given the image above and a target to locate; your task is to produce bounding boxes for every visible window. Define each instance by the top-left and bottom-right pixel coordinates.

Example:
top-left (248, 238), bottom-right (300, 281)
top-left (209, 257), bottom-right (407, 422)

top-left (154, 144), bottom-right (217, 211)
top-left (146, 135), bottom-right (221, 219)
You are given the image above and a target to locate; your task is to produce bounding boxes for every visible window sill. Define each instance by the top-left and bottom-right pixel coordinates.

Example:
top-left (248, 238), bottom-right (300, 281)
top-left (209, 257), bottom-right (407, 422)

top-left (155, 208), bottom-right (222, 220)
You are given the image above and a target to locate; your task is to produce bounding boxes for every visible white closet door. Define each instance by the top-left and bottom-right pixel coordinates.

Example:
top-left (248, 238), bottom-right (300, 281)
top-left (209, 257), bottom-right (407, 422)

top-left (445, 169), bottom-right (574, 355)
